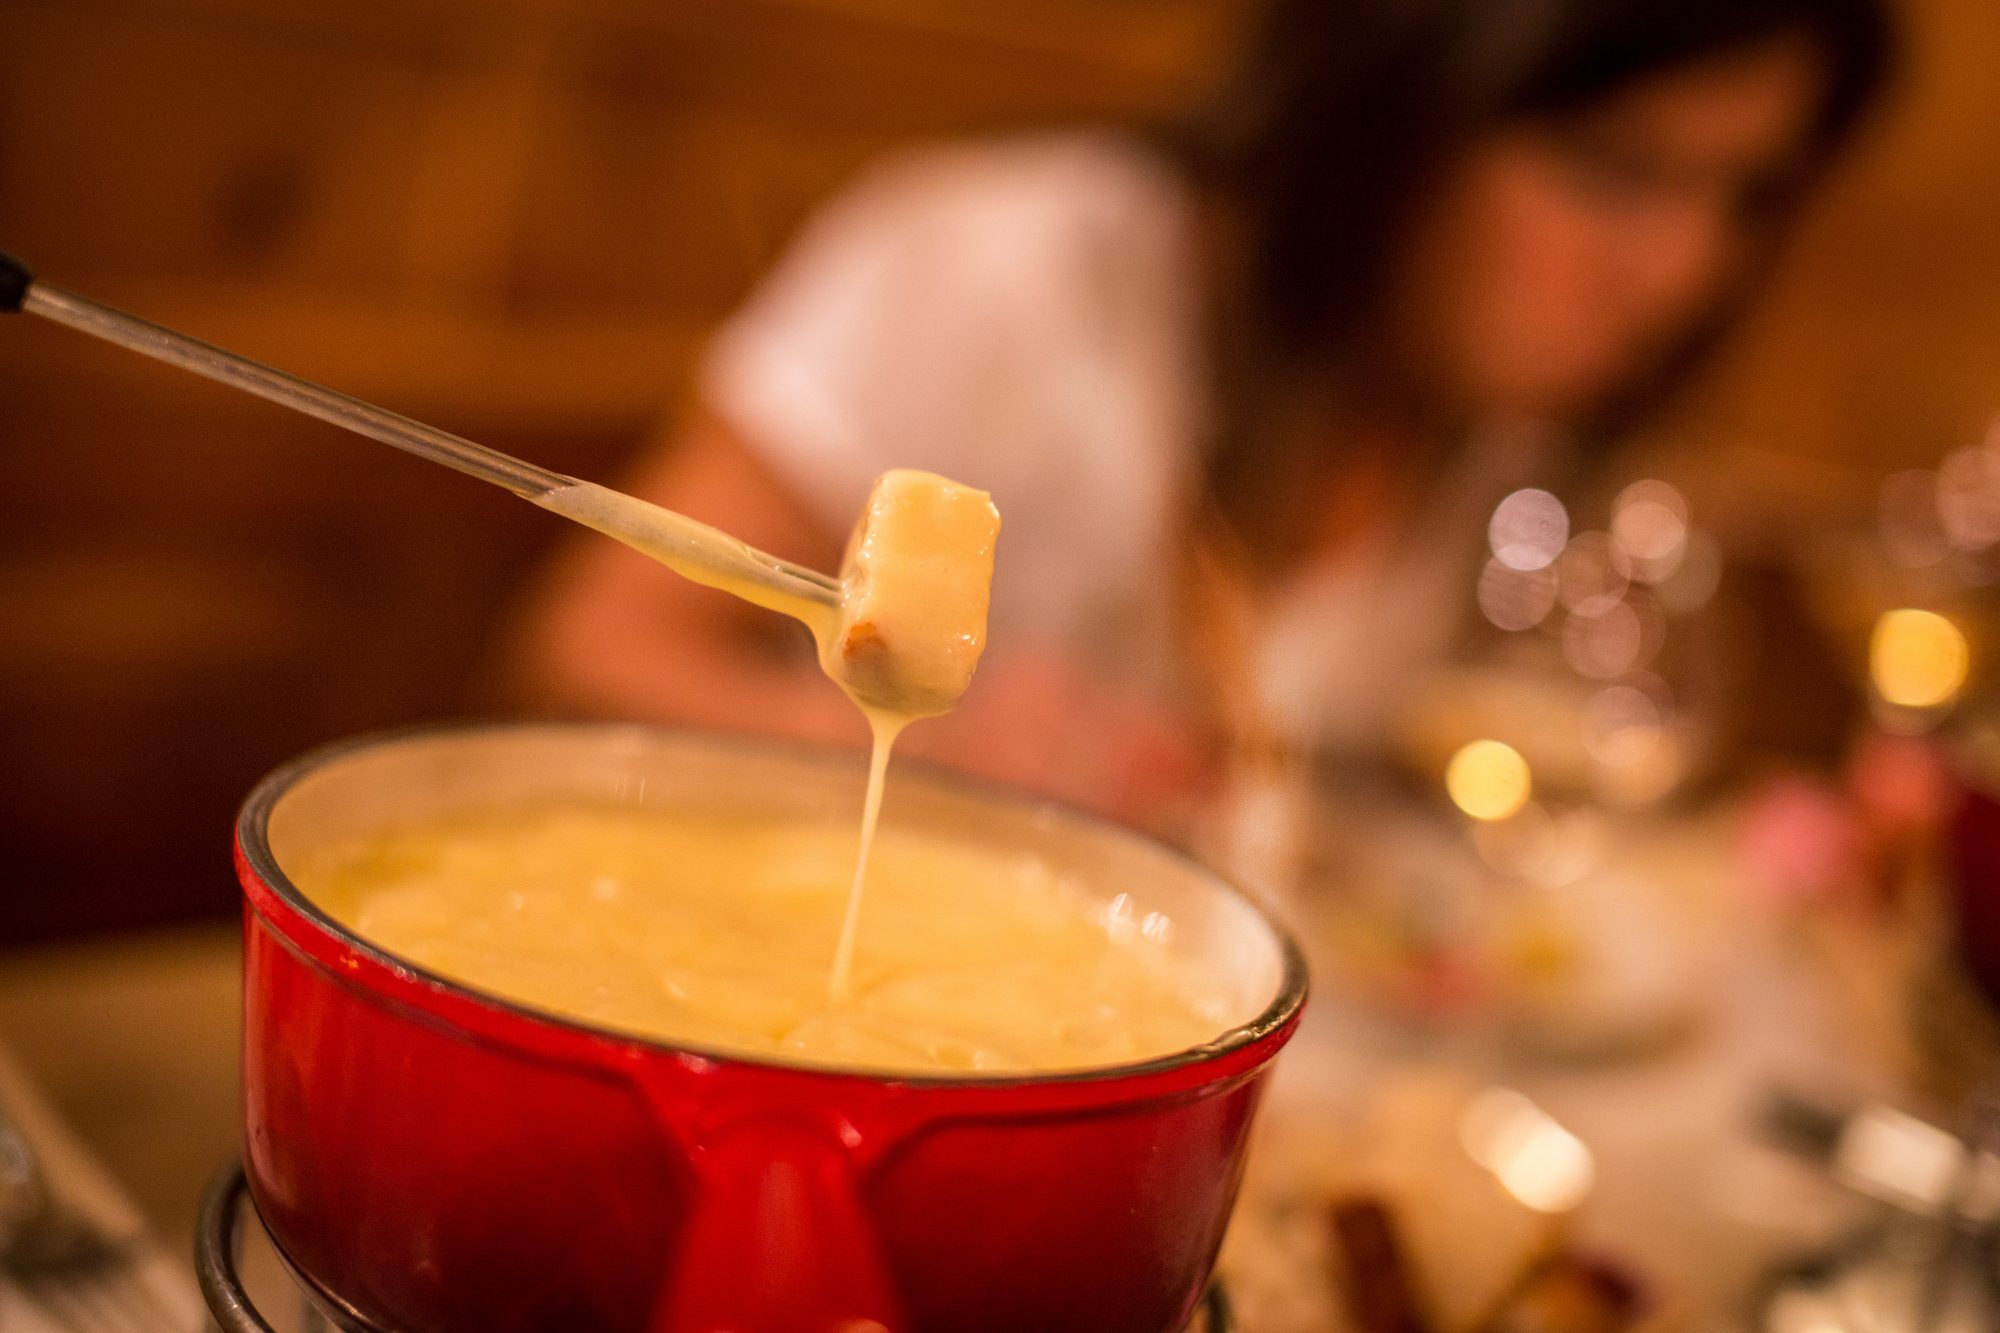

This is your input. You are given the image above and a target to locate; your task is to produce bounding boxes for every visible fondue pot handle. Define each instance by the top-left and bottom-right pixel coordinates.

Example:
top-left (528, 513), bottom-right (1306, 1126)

top-left (635, 1085), bottom-right (909, 1333)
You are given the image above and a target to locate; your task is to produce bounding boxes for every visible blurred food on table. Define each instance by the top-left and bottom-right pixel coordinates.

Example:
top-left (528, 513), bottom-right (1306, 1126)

top-left (1222, 1072), bottom-right (1643, 1333)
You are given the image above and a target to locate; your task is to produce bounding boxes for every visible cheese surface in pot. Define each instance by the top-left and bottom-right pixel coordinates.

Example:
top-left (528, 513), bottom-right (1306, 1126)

top-left (293, 803), bottom-right (1228, 1076)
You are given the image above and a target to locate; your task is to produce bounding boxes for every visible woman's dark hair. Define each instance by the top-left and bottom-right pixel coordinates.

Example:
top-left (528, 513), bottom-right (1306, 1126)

top-left (1173, 0), bottom-right (1895, 559)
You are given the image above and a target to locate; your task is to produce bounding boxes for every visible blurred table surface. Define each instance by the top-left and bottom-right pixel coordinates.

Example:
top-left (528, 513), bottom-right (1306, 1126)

top-left (0, 924), bottom-right (241, 1261)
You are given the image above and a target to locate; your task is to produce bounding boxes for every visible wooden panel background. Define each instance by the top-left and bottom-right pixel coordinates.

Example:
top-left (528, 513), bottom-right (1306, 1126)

top-left (0, 0), bottom-right (1993, 945)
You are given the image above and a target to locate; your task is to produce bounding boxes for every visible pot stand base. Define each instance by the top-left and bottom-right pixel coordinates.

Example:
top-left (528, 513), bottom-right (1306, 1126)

top-left (195, 1159), bottom-right (1236, 1333)
top-left (197, 1161), bottom-right (390, 1333)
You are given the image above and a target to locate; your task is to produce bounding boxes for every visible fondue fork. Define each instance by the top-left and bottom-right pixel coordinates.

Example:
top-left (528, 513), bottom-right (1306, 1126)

top-left (0, 252), bottom-right (841, 614)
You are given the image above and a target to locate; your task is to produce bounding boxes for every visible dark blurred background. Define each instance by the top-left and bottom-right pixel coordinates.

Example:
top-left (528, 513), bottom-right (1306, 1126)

top-left (0, 0), bottom-right (1995, 948)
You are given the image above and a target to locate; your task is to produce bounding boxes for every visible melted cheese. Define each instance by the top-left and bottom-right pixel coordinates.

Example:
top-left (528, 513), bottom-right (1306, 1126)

top-left (295, 805), bottom-right (1228, 1075)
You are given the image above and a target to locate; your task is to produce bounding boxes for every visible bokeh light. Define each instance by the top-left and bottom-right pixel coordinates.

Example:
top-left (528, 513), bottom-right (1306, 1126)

top-left (1583, 676), bottom-right (1685, 806)
top-left (1937, 447), bottom-right (2000, 551)
top-left (1489, 489), bottom-right (1569, 572)
top-left (1446, 739), bottom-right (1532, 822)
top-left (1473, 481), bottom-right (1710, 810)
top-left (1459, 1087), bottom-right (1595, 1214)
top-left (1471, 803), bottom-right (1605, 886)
top-left (1581, 684), bottom-right (1665, 769)
top-left (1555, 532), bottom-right (1629, 615)
top-left (1562, 599), bottom-right (1644, 679)
top-left (1869, 608), bottom-right (1970, 709)
top-left (1477, 557), bottom-right (1558, 631)
top-left (1610, 480), bottom-right (1689, 583)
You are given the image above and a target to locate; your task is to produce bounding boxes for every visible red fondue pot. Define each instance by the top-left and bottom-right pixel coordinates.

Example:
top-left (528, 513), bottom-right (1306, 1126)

top-left (236, 725), bottom-right (1307, 1333)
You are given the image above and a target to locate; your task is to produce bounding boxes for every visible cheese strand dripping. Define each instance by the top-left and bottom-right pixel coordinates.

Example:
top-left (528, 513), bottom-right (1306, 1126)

top-left (819, 472), bottom-right (999, 999)
top-left (536, 469), bottom-right (1000, 999)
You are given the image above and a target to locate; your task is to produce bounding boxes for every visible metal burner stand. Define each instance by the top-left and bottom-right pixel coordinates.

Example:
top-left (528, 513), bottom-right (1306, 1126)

top-left (196, 1163), bottom-right (382, 1332)
top-left (196, 1161), bottom-right (1234, 1333)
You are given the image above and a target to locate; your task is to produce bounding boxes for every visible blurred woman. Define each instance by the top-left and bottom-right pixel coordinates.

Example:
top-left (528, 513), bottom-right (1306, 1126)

top-left (513, 0), bottom-right (1892, 831)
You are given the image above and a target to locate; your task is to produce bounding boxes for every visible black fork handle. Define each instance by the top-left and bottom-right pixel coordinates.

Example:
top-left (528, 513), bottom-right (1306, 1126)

top-left (1, 251), bottom-right (31, 312)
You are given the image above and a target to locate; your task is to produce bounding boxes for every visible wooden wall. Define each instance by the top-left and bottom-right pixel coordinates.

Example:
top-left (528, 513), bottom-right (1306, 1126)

top-left (0, 0), bottom-right (1993, 944)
